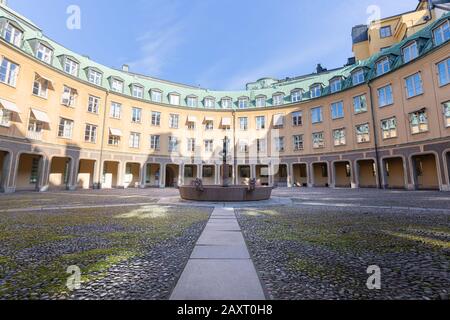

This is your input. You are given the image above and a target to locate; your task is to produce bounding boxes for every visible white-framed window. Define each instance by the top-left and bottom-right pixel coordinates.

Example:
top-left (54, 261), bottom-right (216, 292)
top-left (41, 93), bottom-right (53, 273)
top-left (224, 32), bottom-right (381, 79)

top-left (257, 138), bottom-right (267, 154)
top-left (88, 69), bottom-right (102, 85)
top-left (187, 121), bottom-right (196, 130)
top-left (168, 136), bottom-right (179, 152)
top-left (28, 116), bottom-right (43, 133)
top-left (205, 120), bottom-right (214, 131)
top-left (380, 26), bottom-right (392, 38)
top-left (409, 110), bottom-right (428, 134)
top-left (0, 108), bottom-right (11, 127)
top-left (433, 20), bottom-right (449, 46)
top-left (291, 90), bottom-right (302, 103)
top-left (204, 140), bottom-right (214, 153)
top-left (443, 101), bottom-right (450, 127)
top-left (3, 22), bottom-right (22, 46)
top-left (312, 132), bottom-right (324, 149)
top-left (88, 95), bottom-right (100, 114)
top-left (32, 75), bottom-right (49, 98)
top-left (151, 111), bottom-right (161, 126)
top-left (356, 123), bottom-right (370, 143)
top-left (274, 137), bottom-right (285, 152)
top-left (0, 58), bottom-right (19, 87)
top-left (292, 111), bottom-right (302, 126)
top-left (381, 117), bottom-right (398, 139)
top-left (255, 96), bottom-right (266, 107)
top-left (377, 84), bottom-right (393, 107)
top-left (204, 98), bottom-right (215, 108)
top-left (132, 107), bottom-right (142, 123)
top-left (169, 114), bottom-right (179, 129)
top-left (84, 124), bottom-right (97, 143)
top-left (310, 84), bottom-right (322, 98)
top-left (111, 78), bottom-right (124, 93)
top-left (222, 98), bottom-right (232, 109)
top-left (129, 132), bottom-right (140, 149)
top-left (330, 78), bottom-right (342, 93)
top-left (405, 73), bottom-right (423, 98)
top-left (187, 96), bottom-right (198, 107)
top-left (187, 138), bottom-right (196, 152)
top-left (151, 89), bottom-right (162, 103)
top-left (239, 140), bottom-right (249, 153)
top-left (132, 85), bottom-right (144, 99)
top-left (353, 94), bottom-right (367, 114)
top-left (376, 57), bottom-right (390, 76)
top-left (58, 118), bottom-right (74, 139)
top-left (352, 69), bottom-right (365, 85)
top-left (169, 93), bottom-right (180, 106)
top-left (331, 101), bottom-right (344, 119)
top-left (238, 97), bottom-right (249, 109)
top-left (64, 58), bottom-right (79, 76)
top-left (110, 102), bottom-right (121, 119)
top-left (239, 117), bottom-right (248, 131)
top-left (403, 42), bottom-right (418, 63)
top-left (108, 134), bottom-right (120, 146)
top-left (333, 128), bottom-right (346, 146)
top-left (311, 107), bottom-right (323, 124)
top-left (150, 135), bottom-right (160, 150)
top-left (293, 135), bottom-right (303, 151)
top-left (36, 43), bottom-right (53, 63)
top-left (273, 94), bottom-right (284, 106)
top-left (61, 86), bottom-right (77, 107)
top-left (256, 116), bottom-right (265, 130)
top-left (437, 58), bottom-right (450, 86)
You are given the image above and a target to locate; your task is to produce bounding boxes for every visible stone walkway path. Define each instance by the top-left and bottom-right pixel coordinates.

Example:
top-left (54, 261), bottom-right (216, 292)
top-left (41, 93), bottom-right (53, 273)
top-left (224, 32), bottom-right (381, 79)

top-left (170, 207), bottom-right (266, 300)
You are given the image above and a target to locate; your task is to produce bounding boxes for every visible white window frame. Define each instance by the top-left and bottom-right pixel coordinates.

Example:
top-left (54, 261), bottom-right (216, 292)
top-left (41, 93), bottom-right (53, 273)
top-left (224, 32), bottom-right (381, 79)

top-left (187, 138), bottom-right (196, 152)
top-left (312, 132), bottom-right (325, 149)
top-left (238, 97), bottom-right (249, 109)
top-left (405, 73), bottom-right (423, 98)
top-left (132, 85), bottom-right (144, 99)
top-left (168, 136), bottom-right (179, 152)
top-left (333, 128), bottom-right (346, 146)
top-left (443, 101), bottom-right (450, 128)
top-left (380, 26), bottom-right (392, 38)
top-left (356, 123), bottom-right (370, 143)
top-left (204, 98), bottom-right (215, 108)
top-left (222, 98), bottom-right (232, 109)
top-left (255, 96), bottom-right (266, 108)
top-left (84, 124), bottom-right (97, 143)
top-left (64, 58), bottom-right (79, 76)
top-left (352, 69), bottom-right (365, 85)
top-left (256, 116), bottom-right (265, 130)
top-left (437, 58), bottom-right (450, 86)
top-left (0, 57), bottom-right (19, 87)
top-left (88, 95), bottom-right (100, 114)
top-left (330, 79), bottom-right (342, 93)
top-left (110, 102), bottom-right (121, 119)
top-left (204, 140), bottom-right (214, 153)
top-left (353, 94), bottom-right (367, 114)
top-left (129, 132), bottom-right (141, 149)
top-left (3, 22), bottom-right (22, 46)
top-left (311, 107), bottom-right (323, 124)
top-left (376, 57), bottom-right (390, 76)
top-left (58, 118), bottom-right (74, 139)
top-left (111, 78), bottom-right (124, 93)
top-left (151, 111), bottom-right (161, 126)
top-left (131, 107), bottom-right (142, 123)
top-left (310, 85), bottom-right (322, 98)
top-left (187, 96), bottom-right (198, 108)
top-left (88, 69), bottom-right (102, 85)
top-left (150, 135), bottom-right (160, 150)
top-left (273, 94), bottom-right (284, 106)
top-left (291, 90), bottom-right (302, 103)
top-left (293, 135), bottom-right (304, 151)
top-left (32, 75), bottom-right (49, 98)
top-left (169, 114), bottom-right (179, 129)
top-left (403, 42), bottom-right (418, 63)
top-left (433, 20), bottom-right (449, 46)
top-left (61, 85), bottom-right (77, 107)
top-left (409, 110), bottom-right (428, 134)
top-left (377, 84), bottom-right (393, 107)
top-left (36, 43), bottom-right (52, 63)
top-left (331, 101), bottom-right (344, 120)
top-left (169, 93), bottom-right (180, 106)
top-left (0, 108), bottom-right (11, 127)
top-left (274, 137), bottom-right (285, 152)
top-left (151, 89), bottom-right (162, 103)
top-left (292, 111), bottom-right (303, 126)
top-left (239, 117), bottom-right (248, 131)
top-left (108, 134), bottom-right (120, 146)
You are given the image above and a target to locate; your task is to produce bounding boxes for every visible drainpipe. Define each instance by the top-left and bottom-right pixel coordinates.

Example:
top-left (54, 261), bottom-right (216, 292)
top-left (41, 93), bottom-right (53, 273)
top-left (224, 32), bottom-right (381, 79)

top-left (232, 110), bottom-right (237, 185)
top-left (367, 82), bottom-right (383, 189)
top-left (96, 91), bottom-right (109, 189)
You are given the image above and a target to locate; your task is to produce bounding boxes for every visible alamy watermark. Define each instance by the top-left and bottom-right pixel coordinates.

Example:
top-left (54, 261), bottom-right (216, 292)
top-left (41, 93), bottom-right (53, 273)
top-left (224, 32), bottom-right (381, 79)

top-left (66, 5), bottom-right (81, 30)
top-left (66, 265), bottom-right (81, 291)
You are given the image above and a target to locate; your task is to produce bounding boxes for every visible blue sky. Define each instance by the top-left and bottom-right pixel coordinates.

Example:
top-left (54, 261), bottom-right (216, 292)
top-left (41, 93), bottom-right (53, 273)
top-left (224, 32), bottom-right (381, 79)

top-left (8, 0), bottom-right (418, 90)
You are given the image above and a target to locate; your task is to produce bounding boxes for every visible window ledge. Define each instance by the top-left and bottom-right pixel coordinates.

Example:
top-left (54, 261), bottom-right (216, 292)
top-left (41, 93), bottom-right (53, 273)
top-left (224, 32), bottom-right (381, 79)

top-left (406, 93), bottom-right (424, 100)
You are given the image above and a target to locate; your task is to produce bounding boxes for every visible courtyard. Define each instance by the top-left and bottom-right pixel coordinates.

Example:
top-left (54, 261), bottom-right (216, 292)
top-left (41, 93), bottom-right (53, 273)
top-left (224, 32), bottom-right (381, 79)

top-left (0, 188), bottom-right (449, 300)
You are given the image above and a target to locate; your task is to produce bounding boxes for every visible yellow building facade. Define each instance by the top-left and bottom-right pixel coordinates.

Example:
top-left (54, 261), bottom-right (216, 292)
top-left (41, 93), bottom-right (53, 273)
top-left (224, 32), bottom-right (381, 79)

top-left (0, 3), bottom-right (449, 193)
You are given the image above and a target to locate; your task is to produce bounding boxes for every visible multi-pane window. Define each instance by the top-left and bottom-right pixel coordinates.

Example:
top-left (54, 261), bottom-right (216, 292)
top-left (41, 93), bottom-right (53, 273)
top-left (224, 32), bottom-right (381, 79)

top-left (0, 58), bottom-right (19, 87)
top-left (378, 85), bottom-right (393, 107)
top-left (150, 135), bottom-right (160, 150)
top-left (352, 69), bottom-right (365, 85)
top-left (376, 57), bottom-right (390, 76)
top-left (256, 96), bottom-right (266, 107)
top-left (169, 114), bottom-right (179, 129)
top-left (310, 85), bottom-right (322, 98)
top-left (88, 69), bottom-right (102, 85)
top-left (353, 94), bottom-right (367, 114)
top-left (151, 90), bottom-right (162, 103)
top-left (291, 90), bottom-right (302, 103)
top-left (132, 85), bottom-right (144, 99)
top-left (403, 42), bottom-right (418, 63)
top-left (381, 117), bottom-right (398, 139)
top-left (111, 79), bottom-right (123, 93)
top-left (151, 111), bottom-right (161, 126)
top-left (0, 109), bottom-right (10, 127)
top-left (3, 23), bottom-right (22, 46)
top-left (330, 79), bottom-right (342, 93)
top-left (311, 107), bottom-right (323, 124)
top-left (222, 98), bottom-right (232, 109)
top-left (239, 117), bottom-right (248, 131)
top-left (204, 140), bottom-right (214, 153)
top-left (169, 94), bottom-right (180, 105)
top-left (32, 75), bottom-right (49, 98)
top-left (84, 124), bottom-right (97, 143)
top-left (443, 101), bottom-right (450, 127)
top-left (331, 101), bottom-right (344, 119)
top-left (205, 120), bottom-right (214, 131)
top-left (405, 73), bottom-right (423, 98)
top-left (204, 98), bottom-right (215, 108)
top-left (110, 102), bottom-right (121, 119)
top-left (58, 118), bottom-right (74, 139)
top-left (433, 20), bottom-right (449, 45)
top-left (380, 26), bottom-right (392, 38)
top-left (356, 123), bottom-right (370, 143)
top-left (187, 121), bottom-right (196, 130)
top-left (274, 137), bottom-right (285, 152)
top-left (187, 96), bottom-right (198, 108)
top-left (273, 94), bottom-right (284, 106)
top-left (238, 98), bottom-right (249, 109)
top-left (30, 158), bottom-right (39, 184)
top-left (64, 58), bottom-right (79, 76)
top-left (187, 138), bottom-right (196, 152)
top-left (293, 135), bottom-right (304, 151)
top-left (312, 132), bottom-right (324, 149)
top-left (36, 43), bottom-right (53, 63)
top-left (333, 128), bottom-right (346, 146)
top-left (256, 116), bottom-right (265, 130)
top-left (257, 139), bottom-right (267, 153)
top-left (28, 116), bottom-right (43, 133)
top-left (129, 132), bottom-right (140, 149)
top-left (168, 136), bottom-right (179, 152)
top-left (108, 134), bottom-right (120, 146)
top-left (61, 86), bottom-right (77, 107)
top-left (88, 95), bottom-right (100, 114)
top-left (437, 58), bottom-right (450, 86)
top-left (239, 140), bottom-right (249, 153)
top-left (132, 107), bottom-right (142, 123)
top-left (409, 110), bottom-right (428, 134)
top-left (292, 111), bottom-right (302, 126)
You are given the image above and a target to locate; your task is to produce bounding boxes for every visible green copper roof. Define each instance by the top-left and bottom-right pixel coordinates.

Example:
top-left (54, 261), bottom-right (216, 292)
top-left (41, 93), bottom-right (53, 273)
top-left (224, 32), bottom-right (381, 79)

top-left (0, 3), bottom-right (449, 110)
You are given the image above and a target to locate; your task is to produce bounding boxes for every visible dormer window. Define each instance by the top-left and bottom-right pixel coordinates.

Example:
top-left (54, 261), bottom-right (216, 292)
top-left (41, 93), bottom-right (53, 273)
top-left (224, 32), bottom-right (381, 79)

top-left (238, 97), bottom-right (249, 109)
top-left (222, 97), bottom-right (232, 109)
top-left (310, 84), bottom-right (322, 98)
top-left (151, 89), bottom-right (162, 103)
top-left (169, 93), bottom-right (180, 105)
top-left (88, 69), bottom-right (102, 85)
top-left (187, 96), bottom-right (198, 107)
top-left (273, 93), bottom-right (284, 106)
top-left (3, 22), bottom-right (23, 47)
top-left (204, 97), bottom-right (215, 108)
top-left (255, 96), bottom-right (266, 107)
top-left (132, 85), bottom-right (144, 99)
top-left (36, 43), bottom-right (53, 64)
top-left (379, 26), bottom-right (392, 38)
top-left (291, 90), bottom-right (302, 103)
top-left (376, 57), bottom-right (390, 76)
top-left (433, 20), bottom-right (449, 46)
top-left (64, 58), bottom-right (79, 76)
top-left (352, 69), bottom-right (365, 85)
top-left (330, 78), bottom-right (342, 93)
top-left (403, 42), bottom-right (418, 63)
top-left (111, 78), bottom-right (124, 93)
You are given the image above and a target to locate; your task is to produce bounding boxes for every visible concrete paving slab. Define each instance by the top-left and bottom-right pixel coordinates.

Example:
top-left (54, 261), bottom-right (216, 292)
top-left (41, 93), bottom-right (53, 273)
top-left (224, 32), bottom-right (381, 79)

top-left (197, 230), bottom-right (246, 246)
top-left (191, 245), bottom-right (250, 259)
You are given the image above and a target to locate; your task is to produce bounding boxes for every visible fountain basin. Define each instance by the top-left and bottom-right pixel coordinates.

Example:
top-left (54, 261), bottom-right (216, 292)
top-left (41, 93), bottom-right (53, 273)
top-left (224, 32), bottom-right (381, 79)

top-left (179, 185), bottom-right (273, 202)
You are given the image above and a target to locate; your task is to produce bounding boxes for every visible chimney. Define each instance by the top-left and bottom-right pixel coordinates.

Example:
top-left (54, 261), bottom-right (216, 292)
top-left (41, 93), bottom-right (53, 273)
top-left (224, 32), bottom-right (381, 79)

top-left (316, 64), bottom-right (327, 74)
top-left (345, 57), bottom-right (356, 66)
top-left (122, 64), bottom-right (129, 72)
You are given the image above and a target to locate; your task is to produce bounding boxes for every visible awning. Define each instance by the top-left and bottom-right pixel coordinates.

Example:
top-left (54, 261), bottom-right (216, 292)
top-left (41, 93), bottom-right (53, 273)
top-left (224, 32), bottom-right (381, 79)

top-left (222, 117), bottom-right (232, 126)
top-left (204, 116), bottom-right (214, 122)
top-left (187, 115), bottom-right (197, 122)
top-left (30, 108), bottom-right (50, 123)
top-left (0, 98), bottom-right (20, 113)
top-left (35, 73), bottom-right (54, 89)
top-left (274, 114), bottom-right (284, 126)
top-left (109, 128), bottom-right (123, 136)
